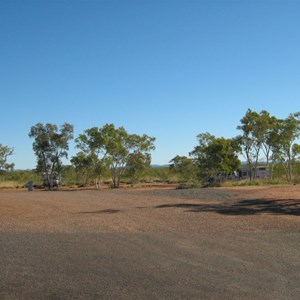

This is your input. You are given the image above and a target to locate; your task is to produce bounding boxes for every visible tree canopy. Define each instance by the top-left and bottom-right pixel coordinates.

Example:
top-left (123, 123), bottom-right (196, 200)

top-left (20, 109), bottom-right (300, 188)
top-left (73, 124), bottom-right (155, 188)
top-left (0, 144), bottom-right (14, 173)
top-left (29, 123), bottom-right (74, 188)
top-left (169, 155), bottom-right (197, 182)
top-left (190, 133), bottom-right (241, 180)
top-left (237, 110), bottom-right (300, 181)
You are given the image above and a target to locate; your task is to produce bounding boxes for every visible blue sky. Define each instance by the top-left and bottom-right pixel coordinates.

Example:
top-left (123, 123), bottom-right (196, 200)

top-left (1, 0), bottom-right (300, 169)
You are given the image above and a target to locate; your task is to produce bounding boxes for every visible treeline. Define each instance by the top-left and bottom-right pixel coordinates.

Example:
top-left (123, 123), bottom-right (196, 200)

top-left (0, 166), bottom-right (176, 188)
top-left (170, 109), bottom-right (300, 183)
top-left (1, 109), bottom-right (300, 188)
top-left (28, 123), bottom-right (155, 188)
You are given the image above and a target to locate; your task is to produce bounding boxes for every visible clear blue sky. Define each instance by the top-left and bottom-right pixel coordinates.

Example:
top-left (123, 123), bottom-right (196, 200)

top-left (1, 0), bottom-right (300, 169)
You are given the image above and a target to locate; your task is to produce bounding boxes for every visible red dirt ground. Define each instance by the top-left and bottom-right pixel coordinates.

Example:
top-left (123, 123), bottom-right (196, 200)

top-left (0, 185), bottom-right (299, 299)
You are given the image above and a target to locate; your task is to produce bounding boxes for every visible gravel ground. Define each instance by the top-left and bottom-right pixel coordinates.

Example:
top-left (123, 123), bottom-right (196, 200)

top-left (0, 185), bottom-right (300, 299)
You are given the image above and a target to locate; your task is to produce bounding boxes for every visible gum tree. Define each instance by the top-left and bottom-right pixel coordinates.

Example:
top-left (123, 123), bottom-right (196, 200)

top-left (0, 144), bottom-right (14, 174)
top-left (269, 113), bottom-right (300, 181)
top-left (70, 152), bottom-right (95, 186)
top-left (29, 123), bottom-right (74, 188)
top-left (104, 127), bottom-right (155, 188)
top-left (190, 133), bottom-right (241, 181)
top-left (169, 155), bottom-right (197, 182)
top-left (73, 125), bottom-right (112, 187)
top-left (127, 151), bottom-right (151, 185)
top-left (236, 109), bottom-right (263, 180)
top-left (259, 110), bottom-right (278, 168)
top-left (74, 124), bottom-right (155, 188)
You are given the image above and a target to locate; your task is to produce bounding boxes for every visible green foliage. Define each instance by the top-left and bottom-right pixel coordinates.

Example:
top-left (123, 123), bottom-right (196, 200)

top-left (0, 144), bottom-right (14, 173)
top-left (270, 113), bottom-right (300, 181)
top-left (0, 170), bottom-right (35, 182)
top-left (2, 110), bottom-right (299, 190)
top-left (0, 169), bottom-right (43, 189)
top-left (71, 152), bottom-right (97, 186)
top-left (139, 166), bottom-right (178, 183)
top-left (60, 165), bottom-right (77, 186)
top-left (169, 155), bottom-right (197, 182)
top-left (29, 123), bottom-right (74, 188)
top-left (222, 178), bottom-right (290, 187)
top-left (237, 109), bottom-right (267, 180)
top-left (73, 124), bottom-right (155, 188)
top-left (190, 133), bottom-right (241, 180)
top-left (237, 109), bottom-right (300, 181)
top-left (127, 152), bottom-right (151, 185)
top-left (106, 127), bottom-right (155, 187)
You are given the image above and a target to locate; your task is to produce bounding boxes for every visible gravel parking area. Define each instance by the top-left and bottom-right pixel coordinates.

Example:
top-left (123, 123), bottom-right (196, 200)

top-left (0, 186), bottom-right (299, 299)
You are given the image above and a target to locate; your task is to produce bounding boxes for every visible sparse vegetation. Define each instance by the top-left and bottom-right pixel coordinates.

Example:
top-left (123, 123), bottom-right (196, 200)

top-left (1, 110), bottom-right (300, 189)
top-left (0, 144), bottom-right (14, 174)
top-left (72, 124), bottom-right (156, 188)
top-left (29, 123), bottom-right (74, 189)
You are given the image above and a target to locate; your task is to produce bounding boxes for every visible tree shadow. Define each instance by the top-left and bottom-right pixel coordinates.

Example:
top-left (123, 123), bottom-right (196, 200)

top-left (79, 209), bottom-right (121, 214)
top-left (155, 199), bottom-right (300, 216)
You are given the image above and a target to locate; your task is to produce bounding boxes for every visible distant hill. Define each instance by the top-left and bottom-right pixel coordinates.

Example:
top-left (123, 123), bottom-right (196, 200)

top-left (151, 164), bottom-right (170, 168)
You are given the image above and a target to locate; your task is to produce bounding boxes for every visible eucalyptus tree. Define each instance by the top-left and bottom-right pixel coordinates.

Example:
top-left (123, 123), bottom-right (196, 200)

top-left (268, 113), bottom-right (300, 181)
top-left (29, 123), bottom-right (74, 188)
top-left (0, 144), bottom-right (14, 174)
top-left (105, 129), bottom-right (155, 188)
top-left (258, 110), bottom-right (278, 167)
top-left (127, 152), bottom-right (151, 185)
top-left (169, 155), bottom-right (197, 182)
top-left (236, 109), bottom-right (263, 180)
top-left (237, 109), bottom-right (300, 181)
top-left (126, 133), bottom-right (156, 184)
top-left (70, 152), bottom-right (95, 186)
top-left (190, 133), bottom-right (241, 181)
top-left (74, 124), bottom-right (115, 187)
top-left (74, 124), bottom-right (155, 188)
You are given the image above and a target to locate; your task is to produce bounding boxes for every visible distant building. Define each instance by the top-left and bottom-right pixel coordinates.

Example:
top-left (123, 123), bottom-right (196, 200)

top-left (239, 166), bottom-right (269, 179)
top-left (207, 166), bottom-right (270, 182)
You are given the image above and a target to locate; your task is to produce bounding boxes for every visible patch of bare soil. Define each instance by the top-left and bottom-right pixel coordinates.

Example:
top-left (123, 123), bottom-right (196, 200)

top-left (0, 185), bottom-right (299, 299)
top-left (0, 185), bottom-right (299, 233)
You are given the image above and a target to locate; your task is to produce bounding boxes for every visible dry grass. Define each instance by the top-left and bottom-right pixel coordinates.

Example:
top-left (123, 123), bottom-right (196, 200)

top-left (0, 181), bottom-right (23, 189)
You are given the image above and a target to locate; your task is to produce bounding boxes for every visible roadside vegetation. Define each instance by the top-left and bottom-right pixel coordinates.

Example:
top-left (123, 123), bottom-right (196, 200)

top-left (1, 109), bottom-right (300, 189)
top-left (0, 163), bottom-right (300, 189)
top-left (1, 162), bottom-right (299, 190)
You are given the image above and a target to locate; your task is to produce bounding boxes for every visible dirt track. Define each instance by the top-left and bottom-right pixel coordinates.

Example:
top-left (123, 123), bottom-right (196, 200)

top-left (0, 186), bottom-right (300, 299)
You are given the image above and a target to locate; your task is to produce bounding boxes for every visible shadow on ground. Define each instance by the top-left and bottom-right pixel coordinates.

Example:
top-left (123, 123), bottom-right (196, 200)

top-left (79, 209), bottom-right (122, 214)
top-left (155, 199), bottom-right (300, 216)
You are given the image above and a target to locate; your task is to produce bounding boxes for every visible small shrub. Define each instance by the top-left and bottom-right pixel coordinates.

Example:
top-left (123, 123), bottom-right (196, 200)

top-left (176, 182), bottom-right (201, 189)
